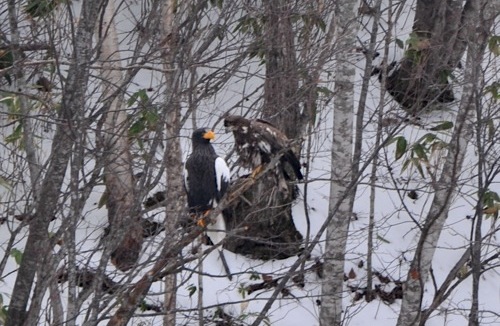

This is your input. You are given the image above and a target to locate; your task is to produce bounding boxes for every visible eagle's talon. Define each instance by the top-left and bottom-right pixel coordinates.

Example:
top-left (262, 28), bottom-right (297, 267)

top-left (194, 209), bottom-right (212, 227)
top-left (197, 218), bottom-right (207, 228)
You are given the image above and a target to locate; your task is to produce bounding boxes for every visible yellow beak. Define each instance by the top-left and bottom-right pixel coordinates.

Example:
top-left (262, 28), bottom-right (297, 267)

top-left (203, 130), bottom-right (215, 140)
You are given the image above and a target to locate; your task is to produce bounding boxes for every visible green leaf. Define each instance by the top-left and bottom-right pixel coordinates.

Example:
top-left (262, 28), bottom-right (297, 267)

top-left (143, 109), bottom-right (159, 126)
top-left (386, 136), bottom-right (399, 145)
top-left (249, 272), bottom-right (260, 281)
top-left (209, 0), bottom-right (223, 8)
top-left (483, 190), bottom-right (500, 208)
top-left (395, 38), bottom-right (404, 49)
top-left (128, 107), bottom-right (160, 139)
top-left (412, 143), bottom-right (428, 161)
top-left (0, 305), bottom-right (6, 324)
top-left (187, 284), bottom-right (197, 298)
top-left (127, 89), bottom-right (149, 107)
top-left (402, 159), bottom-right (412, 172)
top-left (429, 121), bottom-right (453, 131)
top-left (316, 86), bottom-right (333, 97)
top-left (25, 0), bottom-right (60, 18)
top-left (129, 119), bottom-right (146, 137)
top-left (11, 248), bottom-right (23, 265)
top-left (238, 283), bottom-right (247, 299)
top-left (376, 233), bottom-right (391, 244)
top-left (485, 82), bottom-right (500, 100)
top-left (395, 136), bottom-right (407, 160)
top-left (5, 123), bottom-right (23, 144)
top-left (417, 133), bottom-right (437, 145)
top-left (0, 175), bottom-right (11, 191)
top-left (0, 50), bottom-right (14, 69)
top-left (488, 35), bottom-right (500, 56)
top-left (0, 95), bottom-right (20, 114)
top-left (138, 300), bottom-right (148, 312)
top-left (411, 157), bottom-right (426, 178)
top-left (97, 191), bottom-right (108, 209)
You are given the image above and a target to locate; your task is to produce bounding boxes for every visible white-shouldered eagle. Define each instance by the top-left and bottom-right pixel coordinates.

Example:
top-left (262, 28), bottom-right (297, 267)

top-left (223, 115), bottom-right (303, 180)
top-left (184, 128), bottom-right (230, 245)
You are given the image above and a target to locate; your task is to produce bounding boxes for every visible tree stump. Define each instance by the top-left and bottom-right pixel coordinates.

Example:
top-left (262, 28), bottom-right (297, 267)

top-left (222, 171), bottom-right (303, 260)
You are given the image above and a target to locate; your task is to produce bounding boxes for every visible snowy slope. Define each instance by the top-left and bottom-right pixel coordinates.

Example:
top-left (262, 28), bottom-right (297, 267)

top-left (0, 1), bottom-right (499, 325)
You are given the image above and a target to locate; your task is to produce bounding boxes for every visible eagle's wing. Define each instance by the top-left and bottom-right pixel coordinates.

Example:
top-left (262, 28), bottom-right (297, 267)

top-left (214, 156), bottom-right (230, 202)
top-left (251, 119), bottom-right (290, 154)
top-left (251, 120), bottom-right (303, 180)
top-left (207, 157), bottom-right (230, 246)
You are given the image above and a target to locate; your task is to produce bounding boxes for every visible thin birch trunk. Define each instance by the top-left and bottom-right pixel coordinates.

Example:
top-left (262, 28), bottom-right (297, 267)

top-left (396, 1), bottom-right (499, 325)
top-left (356, 0), bottom-right (384, 299)
top-left (49, 280), bottom-right (64, 325)
top-left (319, 1), bottom-right (360, 325)
top-left (467, 3), bottom-right (499, 325)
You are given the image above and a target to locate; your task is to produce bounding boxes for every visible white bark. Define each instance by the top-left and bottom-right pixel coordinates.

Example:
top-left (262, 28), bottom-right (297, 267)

top-left (99, 0), bottom-right (134, 212)
top-left (319, 1), bottom-right (360, 325)
top-left (98, 0), bottom-right (142, 272)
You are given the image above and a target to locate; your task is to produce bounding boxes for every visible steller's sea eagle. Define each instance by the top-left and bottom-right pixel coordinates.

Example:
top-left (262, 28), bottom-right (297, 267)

top-left (223, 115), bottom-right (303, 181)
top-left (184, 128), bottom-right (230, 245)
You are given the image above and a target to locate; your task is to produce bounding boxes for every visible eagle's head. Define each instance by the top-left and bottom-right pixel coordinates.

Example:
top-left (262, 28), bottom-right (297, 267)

top-left (192, 128), bottom-right (215, 144)
top-left (224, 115), bottom-right (250, 133)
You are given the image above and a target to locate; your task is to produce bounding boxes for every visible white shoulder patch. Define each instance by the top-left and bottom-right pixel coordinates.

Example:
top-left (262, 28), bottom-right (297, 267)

top-left (264, 127), bottom-right (276, 137)
top-left (215, 157), bottom-right (231, 191)
top-left (183, 164), bottom-right (189, 192)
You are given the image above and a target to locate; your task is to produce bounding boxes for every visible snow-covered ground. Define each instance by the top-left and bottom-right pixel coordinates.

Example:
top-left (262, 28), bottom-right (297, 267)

top-left (0, 1), bottom-right (499, 325)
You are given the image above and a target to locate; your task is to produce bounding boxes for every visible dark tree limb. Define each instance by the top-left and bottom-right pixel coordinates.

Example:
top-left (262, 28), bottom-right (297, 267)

top-left (5, 1), bottom-right (104, 324)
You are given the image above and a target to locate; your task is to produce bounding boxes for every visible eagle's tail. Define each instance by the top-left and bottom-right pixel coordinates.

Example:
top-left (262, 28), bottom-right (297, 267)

top-left (281, 150), bottom-right (303, 180)
top-left (206, 213), bottom-right (227, 246)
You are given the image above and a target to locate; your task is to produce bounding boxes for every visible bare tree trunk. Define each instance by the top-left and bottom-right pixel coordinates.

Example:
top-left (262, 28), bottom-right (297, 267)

top-left (6, 0), bottom-right (42, 194)
top-left (319, 1), bottom-right (359, 325)
top-left (467, 4), bottom-right (499, 325)
top-left (381, 0), bottom-right (480, 113)
top-left (98, 0), bottom-right (143, 273)
top-left (223, 0), bottom-right (307, 261)
top-left (160, 0), bottom-right (185, 324)
top-left (6, 1), bottom-right (102, 325)
top-left (396, 2), bottom-right (499, 325)
top-left (49, 280), bottom-right (64, 325)
top-left (261, 0), bottom-right (301, 140)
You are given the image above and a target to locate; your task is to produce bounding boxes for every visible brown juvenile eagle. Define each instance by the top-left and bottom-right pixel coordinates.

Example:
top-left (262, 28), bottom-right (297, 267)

top-left (224, 115), bottom-right (303, 180)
